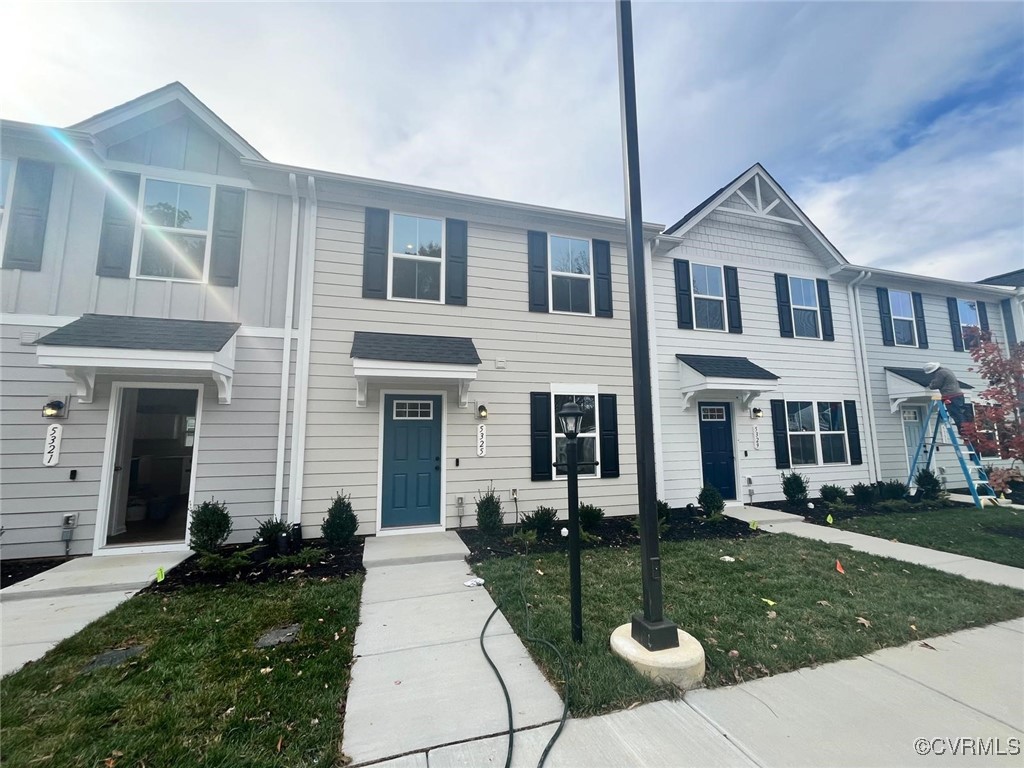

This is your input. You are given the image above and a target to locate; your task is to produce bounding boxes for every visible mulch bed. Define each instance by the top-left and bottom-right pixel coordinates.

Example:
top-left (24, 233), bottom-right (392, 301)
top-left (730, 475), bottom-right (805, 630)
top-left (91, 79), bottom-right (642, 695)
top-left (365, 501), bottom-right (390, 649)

top-left (459, 508), bottom-right (755, 564)
top-left (1, 556), bottom-right (75, 589)
top-left (750, 497), bottom-right (974, 527)
top-left (143, 537), bottom-right (365, 594)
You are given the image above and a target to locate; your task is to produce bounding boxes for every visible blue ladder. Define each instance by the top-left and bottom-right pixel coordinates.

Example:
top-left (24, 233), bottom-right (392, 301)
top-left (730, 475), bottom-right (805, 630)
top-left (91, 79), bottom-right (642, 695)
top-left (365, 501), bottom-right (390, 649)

top-left (905, 398), bottom-right (997, 508)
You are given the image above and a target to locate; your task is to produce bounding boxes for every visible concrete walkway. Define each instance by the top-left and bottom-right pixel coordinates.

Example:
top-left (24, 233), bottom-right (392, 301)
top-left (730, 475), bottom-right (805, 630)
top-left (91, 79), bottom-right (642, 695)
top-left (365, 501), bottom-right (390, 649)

top-left (1, 551), bottom-right (190, 676)
top-left (726, 506), bottom-right (1024, 590)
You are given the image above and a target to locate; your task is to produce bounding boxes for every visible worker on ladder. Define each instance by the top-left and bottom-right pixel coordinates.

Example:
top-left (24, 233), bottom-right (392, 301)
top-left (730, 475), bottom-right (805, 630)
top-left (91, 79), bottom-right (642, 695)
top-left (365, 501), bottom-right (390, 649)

top-left (923, 362), bottom-right (970, 434)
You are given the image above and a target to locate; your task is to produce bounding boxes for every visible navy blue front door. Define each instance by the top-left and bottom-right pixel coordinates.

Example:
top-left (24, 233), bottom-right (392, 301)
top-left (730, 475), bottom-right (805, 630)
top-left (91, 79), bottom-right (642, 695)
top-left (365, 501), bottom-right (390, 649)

top-left (382, 395), bottom-right (442, 528)
top-left (699, 402), bottom-right (736, 500)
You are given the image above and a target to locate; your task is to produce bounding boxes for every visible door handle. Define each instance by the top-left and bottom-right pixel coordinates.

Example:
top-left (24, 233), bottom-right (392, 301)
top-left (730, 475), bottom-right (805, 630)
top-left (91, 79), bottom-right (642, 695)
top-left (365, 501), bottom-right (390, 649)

top-left (435, 465), bottom-right (440, 471)
top-left (114, 465), bottom-right (123, 471)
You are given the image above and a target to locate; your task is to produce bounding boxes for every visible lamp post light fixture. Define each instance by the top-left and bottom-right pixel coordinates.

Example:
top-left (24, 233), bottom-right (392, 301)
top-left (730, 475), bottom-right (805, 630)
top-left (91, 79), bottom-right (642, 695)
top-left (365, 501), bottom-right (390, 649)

top-left (557, 400), bottom-right (585, 644)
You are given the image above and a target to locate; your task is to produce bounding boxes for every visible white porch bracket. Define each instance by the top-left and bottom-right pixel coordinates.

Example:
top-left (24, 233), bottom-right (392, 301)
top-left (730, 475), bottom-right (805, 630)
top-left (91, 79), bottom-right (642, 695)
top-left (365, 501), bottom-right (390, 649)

top-left (741, 390), bottom-right (762, 409)
top-left (212, 372), bottom-right (233, 405)
top-left (355, 377), bottom-right (368, 408)
top-left (351, 358), bottom-right (479, 409)
top-left (458, 379), bottom-right (472, 408)
top-left (891, 396), bottom-right (908, 414)
top-left (70, 367), bottom-right (96, 403)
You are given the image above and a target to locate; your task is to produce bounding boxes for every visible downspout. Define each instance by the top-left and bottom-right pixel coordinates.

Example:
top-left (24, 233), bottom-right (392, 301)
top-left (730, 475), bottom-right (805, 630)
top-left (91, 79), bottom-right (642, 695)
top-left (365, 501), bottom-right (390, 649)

top-left (287, 175), bottom-right (318, 525)
top-left (272, 173), bottom-right (301, 520)
top-left (846, 268), bottom-right (880, 483)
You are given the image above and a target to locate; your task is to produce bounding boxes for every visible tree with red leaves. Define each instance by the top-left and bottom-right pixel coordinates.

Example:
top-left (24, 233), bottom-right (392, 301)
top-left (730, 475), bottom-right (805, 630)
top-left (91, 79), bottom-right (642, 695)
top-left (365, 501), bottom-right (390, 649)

top-left (959, 329), bottom-right (1024, 492)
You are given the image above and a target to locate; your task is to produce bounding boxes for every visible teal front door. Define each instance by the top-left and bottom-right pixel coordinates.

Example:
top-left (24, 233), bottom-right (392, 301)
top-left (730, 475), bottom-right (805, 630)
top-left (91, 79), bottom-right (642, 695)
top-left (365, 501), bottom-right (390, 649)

top-left (382, 395), bottom-right (442, 528)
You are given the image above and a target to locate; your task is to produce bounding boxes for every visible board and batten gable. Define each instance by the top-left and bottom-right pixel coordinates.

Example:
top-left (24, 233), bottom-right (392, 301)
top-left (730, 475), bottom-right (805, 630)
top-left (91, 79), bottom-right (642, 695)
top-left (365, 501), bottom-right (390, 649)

top-left (856, 279), bottom-right (1016, 485)
top-left (302, 184), bottom-right (642, 535)
top-left (652, 190), bottom-right (872, 506)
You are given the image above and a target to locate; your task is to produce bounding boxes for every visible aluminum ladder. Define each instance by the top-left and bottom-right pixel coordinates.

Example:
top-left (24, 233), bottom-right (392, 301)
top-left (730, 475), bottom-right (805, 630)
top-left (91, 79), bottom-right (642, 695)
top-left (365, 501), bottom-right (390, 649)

top-left (906, 397), bottom-right (997, 508)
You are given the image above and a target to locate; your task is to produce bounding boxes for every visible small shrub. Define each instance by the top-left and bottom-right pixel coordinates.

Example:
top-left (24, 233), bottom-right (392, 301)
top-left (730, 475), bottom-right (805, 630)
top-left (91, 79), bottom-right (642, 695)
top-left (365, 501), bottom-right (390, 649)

top-left (254, 517), bottom-right (290, 546)
top-left (825, 501), bottom-right (857, 517)
top-left (656, 499), bottom-right (672, 524)
top-left (508, 529), bottom-right (537, 548)
top-left (876, 479), bottom-right (909, 501)
top-left (522, 506), bottom-right (558, 537)
top-left (876, 499), bottom-right (914, 514)
top-left (850, 483), bottom-right (876, 506)
top-left (579, 502), bottom-right (604, 532)
top-left (475, 486), bottom-right (503, 535)
top-left (322, 492), bottom-right (358, 548)
top-left (819, 484), bottom-right (847, 505)
top-left (697, 485), bottom-right (725, 519)
top-left (781, 472), bottom-right (809, 504)
top-left (270, 547), bottom-right (327, 568)
top-left (196, 546), bottom-right (257, 575)
top-left (631, 515), bottom-right (668, 537)
top-left (189, 499), bottom-right (232, 553)
top-left (913, 468), bottom-right (944, 501)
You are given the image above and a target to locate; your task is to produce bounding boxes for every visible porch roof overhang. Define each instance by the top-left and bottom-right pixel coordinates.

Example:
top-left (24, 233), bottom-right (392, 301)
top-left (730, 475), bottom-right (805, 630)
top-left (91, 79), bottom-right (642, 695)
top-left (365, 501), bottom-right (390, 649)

top-left (676, 354), bottom-right (780, 410)
top-left (35, 314), bottom-right (240, 404)
top-left (884, 367), bottom-right (973, 413)
top-left (350, 331), bottom-right (481, 408)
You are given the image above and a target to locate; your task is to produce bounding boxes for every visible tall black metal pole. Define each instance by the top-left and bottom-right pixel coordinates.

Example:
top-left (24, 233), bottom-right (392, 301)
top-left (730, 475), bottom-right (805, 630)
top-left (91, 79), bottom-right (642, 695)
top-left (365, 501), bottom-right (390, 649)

top-left (566, 437), bottom-right (583, 644)
top-left (616, 0), bottom-right (679, 651)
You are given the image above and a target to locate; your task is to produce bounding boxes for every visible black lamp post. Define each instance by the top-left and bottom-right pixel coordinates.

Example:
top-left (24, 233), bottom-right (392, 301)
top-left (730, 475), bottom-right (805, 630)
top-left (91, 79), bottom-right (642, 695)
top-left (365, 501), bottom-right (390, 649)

top-left (557, 400), bottom-right (585, 644)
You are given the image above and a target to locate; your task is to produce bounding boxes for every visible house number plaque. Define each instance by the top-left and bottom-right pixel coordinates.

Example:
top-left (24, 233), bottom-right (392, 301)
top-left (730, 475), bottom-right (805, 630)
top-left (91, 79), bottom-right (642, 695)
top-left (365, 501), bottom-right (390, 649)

top-left (43, 423), bottom-right (63, 466)
top-left (477, 424), bottom-right (486, 457)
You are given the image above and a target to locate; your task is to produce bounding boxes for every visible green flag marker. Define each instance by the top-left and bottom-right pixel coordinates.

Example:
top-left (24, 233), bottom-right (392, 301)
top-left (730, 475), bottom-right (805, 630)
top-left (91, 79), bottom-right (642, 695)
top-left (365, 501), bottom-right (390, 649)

top-left (826, 514), bottom-right (834, 525)
top-left (749, 520), bottom-right (759, 530)
top-left (156, 567), bottom-right (165, 582)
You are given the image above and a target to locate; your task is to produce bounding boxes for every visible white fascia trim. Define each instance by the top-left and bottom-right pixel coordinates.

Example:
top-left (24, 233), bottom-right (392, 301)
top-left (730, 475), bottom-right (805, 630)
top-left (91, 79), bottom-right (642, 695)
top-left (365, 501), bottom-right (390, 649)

top-left (833, 265), bottom-right (1017, 298)
top-left (353, 358), bottom-right (479, 408)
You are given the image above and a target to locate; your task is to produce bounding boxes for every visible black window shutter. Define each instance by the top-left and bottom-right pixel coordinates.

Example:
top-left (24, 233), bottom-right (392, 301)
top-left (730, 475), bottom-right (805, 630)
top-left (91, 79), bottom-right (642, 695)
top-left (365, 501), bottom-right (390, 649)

top-left (593, 239), bottom-right (613, 318)
top-left (724, 265), bottom-right (742, 334)
top-left (2, 159), bottom-right (54, 271)
top-left (445, 218), bottom-right (468, 306)
top-left (978, 301), bottom-right (989, 333)
top-left (362, 207), bottom-right (389, 299)
top-left (947, 297), bottom-right (964, 352)
top-left (209, 186), bottom-right (246, 287)
top-left (1001, 299), bottom-right (1018, 347)
top-left (530, 392), bottom-right (553, 481)
top-left (95, 172), bottom-right (140, 278)
top-left (774, 274), bottom-right (793, 338)
top-left (598, 393), bottom-right (619, 478)
top-left (527, 230), bottom-right (548, 313)
top-left (844, 400), bottom-right (863, 466)
top-left (912, 292), bottom-right (928, 349)
top-left (816, 279), bottom-right (834, 341)
top-left (876, 287), bottom-right (894, 346)
top-left (674, 259), bottom-right (693, 329)
top-left (770, 399), bottom-right (790, 469)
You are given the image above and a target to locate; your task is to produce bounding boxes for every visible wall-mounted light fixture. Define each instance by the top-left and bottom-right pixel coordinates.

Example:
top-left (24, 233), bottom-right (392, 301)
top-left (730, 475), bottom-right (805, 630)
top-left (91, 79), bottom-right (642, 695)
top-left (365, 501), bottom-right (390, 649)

top-left (750, 407), bottom-right (763, 419)
top-left (476, 403), bottom-right (488, 420)
top-left (42, 399), bottom-right (68, 419)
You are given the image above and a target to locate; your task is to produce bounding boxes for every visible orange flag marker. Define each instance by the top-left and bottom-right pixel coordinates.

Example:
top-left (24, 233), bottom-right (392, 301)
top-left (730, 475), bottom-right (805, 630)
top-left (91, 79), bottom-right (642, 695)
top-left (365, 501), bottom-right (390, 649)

top-left (836, 559), bottom-right (845, 574)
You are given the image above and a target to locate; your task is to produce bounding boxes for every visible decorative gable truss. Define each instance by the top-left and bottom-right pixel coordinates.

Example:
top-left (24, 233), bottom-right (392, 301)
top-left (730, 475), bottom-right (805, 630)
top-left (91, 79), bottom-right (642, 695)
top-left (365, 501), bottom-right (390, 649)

top-left (718, 173), bottom-right (803, 227)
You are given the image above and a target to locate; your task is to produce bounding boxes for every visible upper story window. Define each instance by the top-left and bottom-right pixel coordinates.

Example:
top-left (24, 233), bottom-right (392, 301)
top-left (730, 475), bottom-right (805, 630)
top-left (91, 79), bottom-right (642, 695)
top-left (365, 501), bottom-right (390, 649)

top-left (549, 235), bottom-right (593, 315)
top-left (553, 392), bottom-right (598, 477)
top-left (956, 298), bottom-right (981, 348)
top-left (786, 400), bottom-right (848, 465)
top-left (789, 276), bottom-right (820, 338)
top-left (889, 290), bottom-right (917, 347)
top-left (692, 263), bottom-right (726, 331)
top-left (136, 178), bottom-right (213, 281)
top-left (390, 213), bottom-right (444, 302)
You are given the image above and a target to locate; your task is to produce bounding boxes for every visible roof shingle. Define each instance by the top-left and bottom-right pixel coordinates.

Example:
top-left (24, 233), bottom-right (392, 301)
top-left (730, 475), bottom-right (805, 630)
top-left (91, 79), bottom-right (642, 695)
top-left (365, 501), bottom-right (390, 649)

top-left (886, 367), bottom-right (973, 390)
top-left (676, 354), bottom-right (779, 380)
top-left (351, 332), bottom-right (480, 365)
top-left (35, 314), bottom-right (240, 352)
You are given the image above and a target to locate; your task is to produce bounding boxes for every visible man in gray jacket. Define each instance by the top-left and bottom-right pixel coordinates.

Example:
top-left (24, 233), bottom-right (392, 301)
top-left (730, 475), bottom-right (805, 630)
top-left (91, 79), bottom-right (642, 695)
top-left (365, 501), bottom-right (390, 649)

top-left (923, 362), bottom-right (968, 432)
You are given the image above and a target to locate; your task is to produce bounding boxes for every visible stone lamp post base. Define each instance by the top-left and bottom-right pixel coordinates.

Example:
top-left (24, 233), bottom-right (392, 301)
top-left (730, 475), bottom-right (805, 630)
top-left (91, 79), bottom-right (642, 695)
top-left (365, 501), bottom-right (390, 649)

top-left (610, 624), bottom-right (706, 690)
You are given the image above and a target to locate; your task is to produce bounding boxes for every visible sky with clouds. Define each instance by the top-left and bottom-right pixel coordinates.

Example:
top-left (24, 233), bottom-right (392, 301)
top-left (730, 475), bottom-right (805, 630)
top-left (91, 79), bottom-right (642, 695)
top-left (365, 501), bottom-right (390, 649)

top-left (2, 1), bottom-right (1021, 281)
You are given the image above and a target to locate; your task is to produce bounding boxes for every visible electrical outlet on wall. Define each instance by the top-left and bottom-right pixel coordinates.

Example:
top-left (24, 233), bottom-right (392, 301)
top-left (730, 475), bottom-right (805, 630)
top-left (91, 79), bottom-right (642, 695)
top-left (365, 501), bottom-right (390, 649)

top-left (510, 488), bottom-right (518, 500)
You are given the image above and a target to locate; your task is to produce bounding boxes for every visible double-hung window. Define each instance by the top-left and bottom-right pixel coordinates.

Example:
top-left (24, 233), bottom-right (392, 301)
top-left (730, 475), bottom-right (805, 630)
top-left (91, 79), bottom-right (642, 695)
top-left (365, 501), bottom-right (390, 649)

top-left (956, 298), bottom-right (981, 349)
top-left (789, 277), bottom-right (820, 338)
top-left (786, 400), bottom-right (847, 465)
top-left (136, 178), bottom-right (213, 280)
top-left (553, 392), bottom-right (598, 476)
top-left (692, 263), bottom-right (725, 331)
top-left (390, 213), bottom-right (444, 302)
top-left (549, 235), bottom-right (592, 314)
top-left (889, 290), bottom-right (917, 346)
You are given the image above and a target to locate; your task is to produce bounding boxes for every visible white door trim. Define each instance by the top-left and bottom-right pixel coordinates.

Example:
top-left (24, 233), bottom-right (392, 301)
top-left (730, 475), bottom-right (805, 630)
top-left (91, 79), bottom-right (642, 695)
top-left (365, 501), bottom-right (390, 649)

top-left (696, 399), bottom-right (740, 502)
top-left (93, 381), bottom-right (204, 555)
top-left (375, 388), bottom-right (448, 536)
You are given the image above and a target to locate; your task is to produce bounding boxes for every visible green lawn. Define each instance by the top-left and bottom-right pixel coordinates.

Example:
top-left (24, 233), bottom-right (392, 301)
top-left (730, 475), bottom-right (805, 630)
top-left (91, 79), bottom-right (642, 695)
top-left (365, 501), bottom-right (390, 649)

top-left (1, 576), bottom-right (363, 768)
top-left (835, 506), bottom-right (1024, 569)
top-left (475, 534), bottom-right (1024, 716)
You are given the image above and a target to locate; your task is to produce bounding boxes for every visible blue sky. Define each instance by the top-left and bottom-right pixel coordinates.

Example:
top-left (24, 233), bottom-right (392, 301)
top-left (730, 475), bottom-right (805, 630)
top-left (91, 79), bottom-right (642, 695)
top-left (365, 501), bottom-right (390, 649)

top-left (3, 1), bottom-right (1021, 281)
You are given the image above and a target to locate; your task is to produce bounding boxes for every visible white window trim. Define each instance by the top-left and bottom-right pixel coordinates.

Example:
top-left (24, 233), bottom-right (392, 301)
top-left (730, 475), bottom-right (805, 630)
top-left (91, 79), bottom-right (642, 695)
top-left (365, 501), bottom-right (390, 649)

top-left (889, 289), bottom-right (917, 347)
top-left (129, 175), bottom-right (215, 284)
top-left (789, 275), bottom-right (821, 340)
top-left (785, 399), bottom-right (850, 467)
top-left (691, 262), bottom-right (727, 332)
top-left (547, 233), bottom-right (595, 317)
top-left (550, 383), bottom-right (600, 480)
top-left (956, 298), bottom-right (981, 347)
top-left (0, 157), bottom-right (18, 259)
top-left (387, 211), bottom-right (446, 304)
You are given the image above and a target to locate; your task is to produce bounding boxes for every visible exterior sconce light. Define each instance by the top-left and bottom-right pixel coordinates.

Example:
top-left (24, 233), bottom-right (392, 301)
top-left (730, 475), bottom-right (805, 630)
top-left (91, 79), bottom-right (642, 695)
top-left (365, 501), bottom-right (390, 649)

top-left (476, 403), bottom-right (488, 420)
top-left (42, 399), bottom-right (67, 419)
top-left (750, 407), bottom-right (763, 419)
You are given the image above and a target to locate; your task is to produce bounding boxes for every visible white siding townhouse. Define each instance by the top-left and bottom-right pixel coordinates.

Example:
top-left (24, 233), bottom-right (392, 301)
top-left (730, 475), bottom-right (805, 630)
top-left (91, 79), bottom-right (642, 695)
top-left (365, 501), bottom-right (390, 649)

top-left (0, 83), bottom-right (651, 560)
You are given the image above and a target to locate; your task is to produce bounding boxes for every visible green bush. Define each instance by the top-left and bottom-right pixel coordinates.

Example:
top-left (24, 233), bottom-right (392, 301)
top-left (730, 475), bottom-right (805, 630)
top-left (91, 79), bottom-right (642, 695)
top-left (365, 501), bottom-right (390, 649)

top-left (322, 492), bottom-right (358, 548)
top-left (819, 484), bottom-right (847, 505)
top-left (850, 483), bottom-right (876, 506)
top-left (189, 499), bottom-right (232, 553)
top-left (522, 506), bottom-right (558, 537)
top-left (578, 502), bottom-right (604, 532)
top-left (656, 499), bottom-right (671, 524)
top-left (781, 472), bottom-right (809, 504)
top-left (270, 547), bottom-right (327, 568)
top-left (914, 468), bottom-right (944, 501)
top-left (475, 486), bottom-right (503, 535)
top-left (697, 485), bottom-right (725, 519)
top-left (876, 499), bottom-right (914, 514)
top-left (825, 501), bottom-right (857, 517)
top-left (254, 517), bottom-right (290, 546)
top-left (196, 546), bottom-right (257, 575)
top-left (876, 479), bottom-right (909, 501)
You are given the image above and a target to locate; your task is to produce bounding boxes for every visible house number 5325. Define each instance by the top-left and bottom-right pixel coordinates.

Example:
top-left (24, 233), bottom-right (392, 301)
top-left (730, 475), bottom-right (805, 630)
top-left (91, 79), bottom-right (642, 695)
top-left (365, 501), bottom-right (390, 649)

top-left (477, 424), bottom-right (486, 457)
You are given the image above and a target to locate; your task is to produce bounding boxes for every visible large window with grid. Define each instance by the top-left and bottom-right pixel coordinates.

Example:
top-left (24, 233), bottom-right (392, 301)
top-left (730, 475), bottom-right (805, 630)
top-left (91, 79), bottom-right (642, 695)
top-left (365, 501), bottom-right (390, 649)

top-left (692, 263), bottom-right (725, 331)
top-left (390, 213), bottom-right (444, 302)
top-left (135, 178), bottom-right (213, 281)
top-left (889, 290), bottom-right (917, 347)
top-left (549, 235), bottom-right (593, 315)
top-left (789, 277), bottom-right (820, 338)
top-left (786, 400), bottom-right (848, 465)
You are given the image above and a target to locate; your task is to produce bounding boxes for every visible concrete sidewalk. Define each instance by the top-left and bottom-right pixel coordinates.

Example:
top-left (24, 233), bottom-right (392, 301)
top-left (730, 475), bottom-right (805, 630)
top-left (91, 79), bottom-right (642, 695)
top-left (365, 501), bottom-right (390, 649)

top-left (726, 506), bottom-right (1024, 590)
top-left (1, 551), bottom-right (190, 676)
